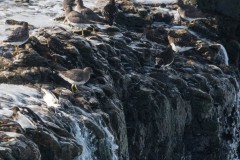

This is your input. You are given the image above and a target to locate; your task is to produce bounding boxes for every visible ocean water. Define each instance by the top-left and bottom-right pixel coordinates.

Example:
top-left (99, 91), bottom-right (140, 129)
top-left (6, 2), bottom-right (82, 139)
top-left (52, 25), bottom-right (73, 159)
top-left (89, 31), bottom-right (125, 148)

top-left (0, 0), bottom-right (99, 41)
top-left (0, 84), bottom-right (118, 159)
top-left (0, 0), bottom-right (176, 41)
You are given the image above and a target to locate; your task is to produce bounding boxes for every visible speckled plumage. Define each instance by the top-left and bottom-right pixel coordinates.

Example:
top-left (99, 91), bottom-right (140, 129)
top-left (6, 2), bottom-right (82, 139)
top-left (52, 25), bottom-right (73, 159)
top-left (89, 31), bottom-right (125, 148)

top-left (155, 46), bottom-right (175, 68)
top-left (102, 0), bottom-right (118, 26)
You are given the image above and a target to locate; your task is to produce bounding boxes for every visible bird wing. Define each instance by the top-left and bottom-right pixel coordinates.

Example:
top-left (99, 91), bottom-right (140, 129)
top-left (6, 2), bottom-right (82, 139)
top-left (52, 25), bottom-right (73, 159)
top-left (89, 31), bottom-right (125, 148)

top-left (102, 4), bottom-right (118, 18)
top-left (65, 69), bottom-right (85, 82)
top-left (82, 8), bottom-right (102, 22)
top-left (67, 11), bottom-right (88, 23)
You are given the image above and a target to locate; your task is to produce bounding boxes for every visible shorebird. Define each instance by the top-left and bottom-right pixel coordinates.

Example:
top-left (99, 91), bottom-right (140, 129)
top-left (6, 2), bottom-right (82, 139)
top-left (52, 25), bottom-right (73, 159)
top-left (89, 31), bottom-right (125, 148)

top-left (58, 67), bottom-right (93, 92)
top-left (63, 0), bottom-right (74, 11)
top-left (75, 0), bottom-right (102, 22)
top-left (167, 29), bottom-right (196, 53)
top-left (155, 46), bottom-right (175, 69)
top-left (102, 0), bottom-right (118, 26)
top-left (3, 22), bottom-right (29, 53)
top-left (64, 5), bottom-right (88, 35)
top-left (177, 0), bottom-right (205, 22)
top-left (11, 106), bottom-right (20, 120)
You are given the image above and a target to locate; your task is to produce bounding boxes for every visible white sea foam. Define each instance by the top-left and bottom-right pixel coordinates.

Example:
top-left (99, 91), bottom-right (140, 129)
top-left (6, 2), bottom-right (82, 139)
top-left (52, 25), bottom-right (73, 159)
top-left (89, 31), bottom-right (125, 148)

top-left (0, 83), bottom-right (118, 159)
top-left (170, 42), bottom-right (194, 53)
top-left (41, 88), bottom-right (60, 108)
top-left (218, 44), bottom-right (229, 65)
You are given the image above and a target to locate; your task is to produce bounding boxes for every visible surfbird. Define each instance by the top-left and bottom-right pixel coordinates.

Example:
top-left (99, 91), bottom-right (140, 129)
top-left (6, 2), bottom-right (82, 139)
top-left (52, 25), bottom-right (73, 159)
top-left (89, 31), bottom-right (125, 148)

top-left (155, 46), bottom-right (175, 69)
top-left (63, 0), bottom-right (74, 11)
top-left (177, 0), bottom-right (205, 21)
top-left (58, 67), bottom-right (93, 92)
top-left (11, 106), bottom-right (20, 120)
top-left (75, 0), bottom-right (102, 22)
top-left (64, 5), bottom-right (88, 35)
top-left (167, 29), bottom-right (196, 53)
top-left (3, 22), bottom-right (29, 53)
top-left (102, 0), bottom-right (118, 26)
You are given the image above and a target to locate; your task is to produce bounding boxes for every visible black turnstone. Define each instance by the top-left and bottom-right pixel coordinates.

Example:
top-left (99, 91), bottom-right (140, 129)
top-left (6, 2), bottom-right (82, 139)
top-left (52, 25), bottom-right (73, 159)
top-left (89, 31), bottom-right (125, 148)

top-left (177, 0), bottom-right (205, 21)
top-left (58, 67), bottom-right (93, 92)
top-left (3, 22), bottom-right (29, 52)
top-left (102, 0), bottom-right (118, 26)
top-left (75, 0), bottom-right (102, 22)
top-left (155, 46), bottom-right (175, 68)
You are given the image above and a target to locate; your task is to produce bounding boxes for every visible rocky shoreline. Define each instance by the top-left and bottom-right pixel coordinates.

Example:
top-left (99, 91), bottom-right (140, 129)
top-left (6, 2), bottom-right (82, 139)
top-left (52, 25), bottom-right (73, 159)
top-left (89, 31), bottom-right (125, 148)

top-left (0, 0), bottom-right (240, 160)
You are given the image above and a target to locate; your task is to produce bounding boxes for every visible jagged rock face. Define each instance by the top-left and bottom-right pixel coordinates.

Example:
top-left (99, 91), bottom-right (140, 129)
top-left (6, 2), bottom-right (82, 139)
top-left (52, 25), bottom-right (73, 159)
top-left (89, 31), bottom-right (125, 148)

top-left (192, 0), bottom-right (240, 41)
top-left (196, 0), bottom-right (240, 20)
top-left (0, 1), bottom-right (240, 160)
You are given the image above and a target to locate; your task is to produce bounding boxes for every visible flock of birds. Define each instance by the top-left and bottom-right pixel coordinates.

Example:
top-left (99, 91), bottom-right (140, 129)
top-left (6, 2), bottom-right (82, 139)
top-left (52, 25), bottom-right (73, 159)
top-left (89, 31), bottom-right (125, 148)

top-left (2, 0), bottom-right (119, 92)
top-left (64, 0), bottom-right (118, 29)
top-left (1, 0), bottom-right (206, 92)
top-left (155, 0), bottom-right (206, 69)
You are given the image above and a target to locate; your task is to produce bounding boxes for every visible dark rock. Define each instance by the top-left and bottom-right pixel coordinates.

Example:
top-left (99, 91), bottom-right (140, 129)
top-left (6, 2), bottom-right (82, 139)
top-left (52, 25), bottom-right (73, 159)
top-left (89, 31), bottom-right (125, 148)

top-left (145, 26), bottom-right (168, 45)
top-left (0, 2), bottom-right (240, 160)
top-left (153, 11), bottom-right (173, 23)
top-left (225, 40), bottom-right (240, 68)
top-left (115, 12), bottom-right (152, 32)
top-left (197, 0), bottom-right (240, 20)
top-left (82, 117), bottom-right (105, 139)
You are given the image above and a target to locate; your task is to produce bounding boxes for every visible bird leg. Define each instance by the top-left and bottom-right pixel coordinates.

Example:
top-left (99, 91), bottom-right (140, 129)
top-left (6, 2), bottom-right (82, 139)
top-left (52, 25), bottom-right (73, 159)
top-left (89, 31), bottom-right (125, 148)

top-left (81, 28), bottom-right (84, 36)
top-left (14, 45), bottom-right (20, 54)
top-left (71, 84), bottom-right (78, 93)
top-left (63, 18), bottom-right (67, 24)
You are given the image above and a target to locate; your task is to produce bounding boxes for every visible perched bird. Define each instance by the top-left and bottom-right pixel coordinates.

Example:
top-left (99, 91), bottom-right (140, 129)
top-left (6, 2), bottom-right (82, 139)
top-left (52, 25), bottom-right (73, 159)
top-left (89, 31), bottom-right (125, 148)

top-left (75, 0), bottom-right (102, 22)
top-left (177, 0), bottom-right (205, 21)
top-left (11, 106), bottom-right (20, 120)
top-left (155, 46), bottom-right (175, 69)
top-left (167, 29), bottom-right (196, 53)
top-left (64, 5), bottom-right (88, 35)
top-left (102, 0), bottom-right (118, 26)
top-left (58, 67), bottom-right (93, 92)
top-left (3, 22), bottom-right (29, 53)
top-left (63, 0), bottom-right (74, 11)
top-left (141, 24), bottom-right (152, 40)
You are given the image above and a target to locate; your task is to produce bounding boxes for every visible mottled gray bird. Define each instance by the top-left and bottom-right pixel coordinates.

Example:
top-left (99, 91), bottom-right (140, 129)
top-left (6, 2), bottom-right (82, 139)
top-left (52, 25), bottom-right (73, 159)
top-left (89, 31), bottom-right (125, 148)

top-left (64, 5), bottom-right (88, 34)
top-left (3, 22), bottom-right (29, 52)
top-left (11, 106), bottom-right (20, 120)
top-left (177, 0), bottom-right (205, 21)
top-left (75, 0), bottom-right (102, 22)
top-left (58, 67), bottom-right (93, 92)
top-left (102, 0), bottom-right (118, 26)
top-left (155, 46), bottom-right (175, 69)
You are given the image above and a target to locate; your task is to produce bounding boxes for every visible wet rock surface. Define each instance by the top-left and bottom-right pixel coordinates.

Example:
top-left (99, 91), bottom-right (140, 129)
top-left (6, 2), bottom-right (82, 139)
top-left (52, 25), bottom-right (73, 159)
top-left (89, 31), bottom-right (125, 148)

top-left (0, 1), bottom-right (240, 160)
